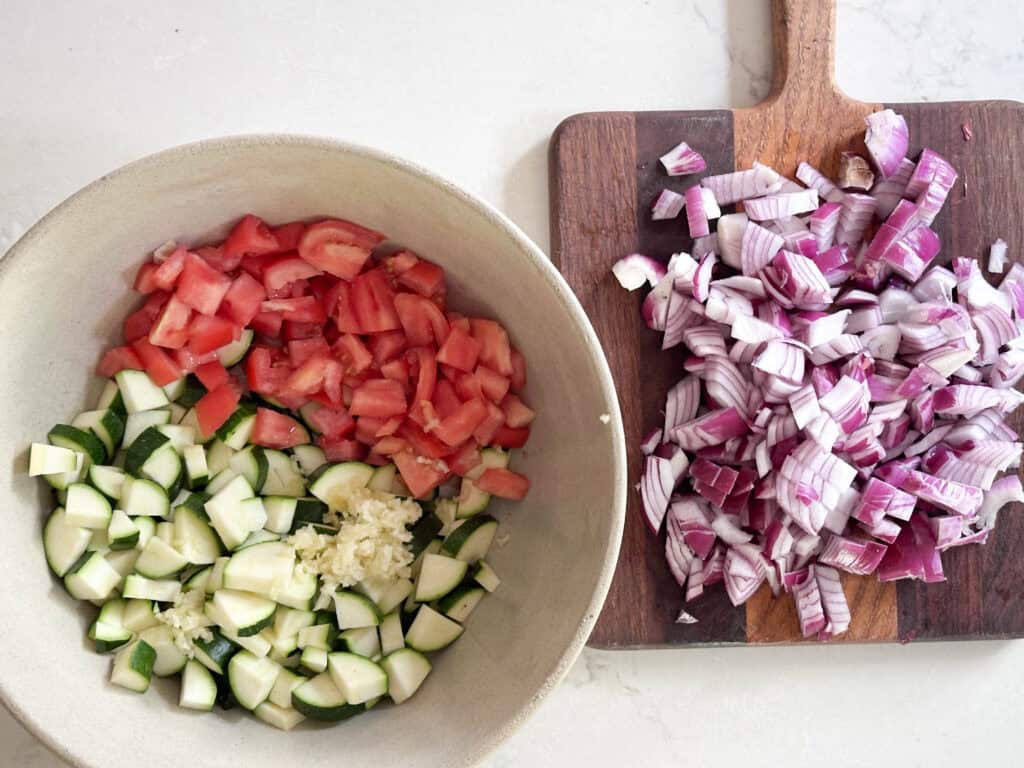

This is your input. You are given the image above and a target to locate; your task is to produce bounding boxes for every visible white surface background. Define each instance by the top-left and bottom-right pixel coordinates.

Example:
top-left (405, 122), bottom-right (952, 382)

top-left (2, 1), bottom-right (1023, 765)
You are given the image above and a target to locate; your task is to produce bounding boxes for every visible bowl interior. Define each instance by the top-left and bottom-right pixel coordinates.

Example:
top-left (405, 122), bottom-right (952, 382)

top-left (0, 137), bottom-right (625, 768)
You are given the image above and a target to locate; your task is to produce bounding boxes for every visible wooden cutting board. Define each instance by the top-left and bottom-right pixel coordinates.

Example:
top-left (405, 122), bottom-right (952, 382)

top-left (550, 0), bottom-right (1024, 648)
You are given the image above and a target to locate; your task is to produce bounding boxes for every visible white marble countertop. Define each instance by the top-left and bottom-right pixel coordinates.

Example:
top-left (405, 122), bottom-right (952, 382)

top-left (3, 1), bottom-right (1023, 765)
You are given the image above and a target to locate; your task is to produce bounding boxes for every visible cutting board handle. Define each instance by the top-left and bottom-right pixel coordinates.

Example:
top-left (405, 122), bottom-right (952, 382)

top-left (768, 0), bottom-right (850, 104)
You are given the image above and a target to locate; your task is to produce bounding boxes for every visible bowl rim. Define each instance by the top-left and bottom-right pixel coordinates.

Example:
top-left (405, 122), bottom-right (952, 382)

top-left (0, 132), bottom-right (627, 768)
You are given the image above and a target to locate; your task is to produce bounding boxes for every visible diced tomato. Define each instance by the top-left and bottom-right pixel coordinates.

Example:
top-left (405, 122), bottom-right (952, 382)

top-left (323, 358), bottom-right (344, 403)
top-left (173, 346), bottom-right (218, 373)
top-left (270, 221), bottom-right (307, 253)
top-left (176, 252), bottom-right (232, 316)
top-left (239, 253), bottom-right (274, 280)
top-left (476, 468), bottom-right (530, 500)
top-left (350, 379), bottom-right (407, 418)
top-left (250, 311), bottom-right (284, 338)
top-left (476, 365), bottom-right (510, 403)
top-left (355, 417), bottom-right (385, 444)
top-left (318, 436), bottom-right (366, 462)
top-left (455, 372), bottom-right (484, 402)
top-left (289, 279), bottom-right (310, 298)
top-left (297, 219), bottom-right (385, 279)
top-left (307, 404), bottom-right (355, 440)
top-left (223, 214), bottom-right (280, 264)
top-left (377, 416), bottom-right (403, 437)
top-left (250, 407), bottom-right (309, 449)
top-left (281, 321), bottom-right (323, 341)
top-left (411, 400), bottom-right (441, 432)
top-left (152, 247), bottom-right (188, 292)
top-left (288, 337), bottom-right (330, 367)
top-left (408, 347), bottom-right (437, 421)
top-left (123, 307), bottom-right (154, 343)
top-left (491, 425), bottom-right (530, 449)
top-left (446, 312), bottom-right (471, 334)
top-left (372, 436), bottom-right (408, 456)
top-left (261, 296), bottom-right (327, 324)
top-left (397, 420), bottom-right (452, 460)
top-left (394, 293), bottom-right (449, 347)
top-left (380, 358), bottom-right (410, 386)
top-left (220, 272), bottom-right (267, 327)
top-left (195, 360), bottom-right (230, 391)
top-left (398, 259), bottom-right (445, 298)
top-left (501, 393), bottom-right (536, 428)
top-left (245, 347), bottom-right (290, 394)
top-left (97, 346), bottom-right (144, 377)
top-left (332, 281), bottom-right (363, 334)
top-left (195, 383), bottom-right (240, 435)
top-left (191, 245), bottom-right (233, 273)
top-left (470, 318), bottom-right (513, 376)
top-left (133, 261), bottom-right (160, 294)
top-left (510, 348), bottom-right (527, 391)
top-left (448, 441), bottom-right (482, 477)
top-left (432, 398), bottom-right (489, 446)
top-left (368, 331), bottom-right (407, 365)
top-left (351, 269), bottom-right (401, 333)
top-left (438, 363), bottom-right (462, 383)
top-left (385, 249), bottom-right (419, 276)
top-left (283, 354), bottom-right (333, 396)
top-left (432, 379), bottom-right (462, 419)
top-left (132, 338), bottom-right (183, 386)
top-left (436, 326), bottom-right (481, 372)
top-left (473, 400), bottom-right (506, 445)
top-left (148, 295), bottom-right (193, 349)
top-left (188, 314), bottom-right (239, 355)
top-left (364, 451), bottom-right (389, 466)
top-left (393, 450), bottom-right (448, 498)
top-left (141, 290), bottom-right (171, 319)
top-left (334, 334), bottom-right (373, 374)
top-left (263, 255), bottom-right (322, 297)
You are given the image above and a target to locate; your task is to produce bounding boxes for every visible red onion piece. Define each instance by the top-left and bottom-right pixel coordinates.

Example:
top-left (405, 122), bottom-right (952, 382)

top-left (988, 238), bottom-right (1008, 273)
top-left (651, 188), bottom-right (686, 220)
top-left (660, 141), bottom-right (707, 176)
top-left (864, 109), bottom-right (910, 178)
top-left (640, 456), bottom-right (674, 534)
top-left (796, 162), bottom-right (845, 204)
top-left (613, 253), bottom-right (666, 291)
top-left (743, 189), bottom-right (820, 221)
top-left (701, 164), bottom-right (782, 206)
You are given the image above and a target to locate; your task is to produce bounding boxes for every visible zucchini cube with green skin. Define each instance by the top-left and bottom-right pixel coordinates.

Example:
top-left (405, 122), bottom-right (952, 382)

top-left (139, 625), bottom-right (188, 677)
top-left (116, 370), bottom-right (170, 414)
top-left (269, 668), bottom-right (305, 709)
top-left (192, 628), bottom-right (238, 676)
top-left (291, 444), bottom-right (326, 476)
top-left (274, 607), bottom-right (316, 639)
top-left (64, 483), bottom-right (113, 530)
top-left (29, 443), bottom-right (79, 476)
top-left (179, 659), bottom-right (218, 712)
top-left (297, 623), bottom-right (337, 651)
top-left (95, 379), bottom-right (126, 415)
top-left (261, 449), bottom-right (308, 496)
top-left (291, 673), bottom-right (364, 722)
top-left (120, 477), bottom-right (170, 518)
top-left (327, 652), bottom-right (388, 705)
top-left (122, 599), bottom-right (160, 633)
top-left (107, 510), bottom-right (140, 550)
top-left (48, 424), bottom-right (106, 466)
top-left (378, 612), bottom-right (404, 656)
top-left (404, 605), bottom-right (464, 653)
top-left (274, 566), bottom-right (318, 611)
top-left (89, 465), bottom-right (126, 501)
top-left (71, 409), bottom-right (125, 460)
top-left (229, 446), bottom-right (269, 491)
top-left (204, 475), bottom-right (256, 550)
top-left (227, 650), bottom-right (281, 710)
top-left (43, 508), bottom-right (92, 577)
top-left (89, 600), bottom-right (133, 654)
top-left (173, 502), bottom-right (222, 565)
top-left (216, 404), bottom-right (258, 450)
top-left (308, 462), bottom-right (375, 504)
top-left (438, 583), bottom-right (487, 623)
top-left (441, 514), bottom-right (498, 563)
top-left (222, 541), bottom-right (294, 597)
top-left (110, 639), bottom-right (157, 693)
top-left (415, 554), bottom-right (468, 602)
top-left (64, 551), bottom-right (121, 601)
top-left (122, 574), bottom-right (181, 603)
top-left (255, 701), bottom-right (305, 731)
top-left (122, 410), bottom-right (171, 449)
top-left (300, 646), bottom-right (329, 674)
top-left (334, 590), bottom-right (380, 630)
top-left (336, 626), bottom-right (381, 659)
top-left (134, 536), bottom-right (189, 579)
top-left (183, 444), bottom-right (209, 490)
top-left (380, 648), bottom-right (431, 704)
top-left (213, 589), bottom-right (277, 637)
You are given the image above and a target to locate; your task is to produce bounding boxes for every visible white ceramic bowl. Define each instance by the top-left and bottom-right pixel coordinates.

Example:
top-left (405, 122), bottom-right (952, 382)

top-left (0, 136), bottom-right (626, 768)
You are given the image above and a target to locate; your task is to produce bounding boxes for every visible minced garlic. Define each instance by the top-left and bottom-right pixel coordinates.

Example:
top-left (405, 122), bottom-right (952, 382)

top-left (155, 587), bottom-right (214, 657)
top-left (288, 487), bottom-right (422, 609)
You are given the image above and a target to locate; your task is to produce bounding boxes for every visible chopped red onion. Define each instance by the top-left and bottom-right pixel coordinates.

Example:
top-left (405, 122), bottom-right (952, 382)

top-left (701, 164), bottom-right (782, 206)
top-left (988, 238), bottom-right (1008, 273)
top-left (870, 157), bottom-right (916, 218)
top-left (796, 162), bottom-right (845, 203)
top-left (651, 188), bottom-right (686, 220)
top-left (660, 141), bottom-right (707, 176)
top-left (864, 109), bottom-right (909, 178)
top-left (614, 125), bottom-right (1020, 642)
top-left (613, 253), bottom-right (667, 291)
top-left (744, 189), bottom-right (820, 221)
